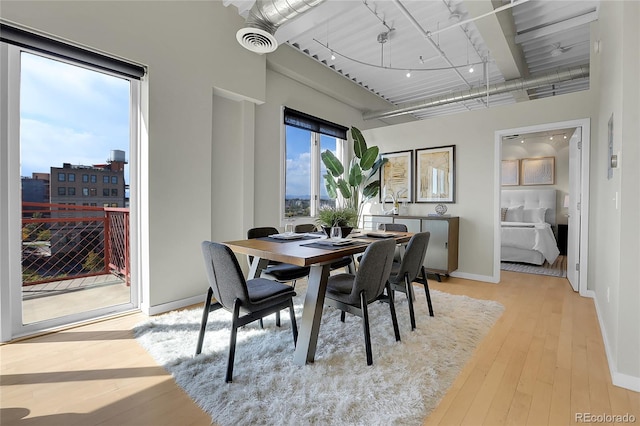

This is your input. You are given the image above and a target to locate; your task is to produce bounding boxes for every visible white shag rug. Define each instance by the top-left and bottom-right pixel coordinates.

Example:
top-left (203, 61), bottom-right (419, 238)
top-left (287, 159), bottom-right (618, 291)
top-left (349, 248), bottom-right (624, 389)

top-left (134, 286), bottom-right (504, 426)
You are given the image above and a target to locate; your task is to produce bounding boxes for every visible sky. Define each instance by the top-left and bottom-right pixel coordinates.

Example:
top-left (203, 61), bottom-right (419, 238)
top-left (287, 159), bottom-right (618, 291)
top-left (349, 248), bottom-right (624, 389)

top-left (20, 52), bottom-right (130, 179)
top-left (285, 126), bottom-right (336, 198)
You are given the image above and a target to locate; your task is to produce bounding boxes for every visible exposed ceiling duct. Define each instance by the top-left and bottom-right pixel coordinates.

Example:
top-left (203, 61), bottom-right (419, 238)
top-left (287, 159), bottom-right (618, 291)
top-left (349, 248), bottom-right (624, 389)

top-left (363, 65), bottom-right (590, 120)
top-left (237, 0), bottom-right (327, 54)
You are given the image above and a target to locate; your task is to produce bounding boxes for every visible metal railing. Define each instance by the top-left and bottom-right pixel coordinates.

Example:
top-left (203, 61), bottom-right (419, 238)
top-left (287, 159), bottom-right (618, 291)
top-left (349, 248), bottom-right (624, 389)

top-left (22, 202), bottom-right (130, 287)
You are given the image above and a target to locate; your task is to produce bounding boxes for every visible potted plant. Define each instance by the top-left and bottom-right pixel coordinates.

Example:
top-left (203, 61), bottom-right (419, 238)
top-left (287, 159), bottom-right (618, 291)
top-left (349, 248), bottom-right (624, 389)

top-left (321, 126), bottom-right (387, 227)
top-left (315, 206), bottom-right (358, 238)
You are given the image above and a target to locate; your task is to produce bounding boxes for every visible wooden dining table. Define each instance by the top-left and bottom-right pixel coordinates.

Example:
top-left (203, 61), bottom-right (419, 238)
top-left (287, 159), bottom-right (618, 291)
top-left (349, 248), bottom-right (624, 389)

top-left (223, 231), bottom-right (412, 366)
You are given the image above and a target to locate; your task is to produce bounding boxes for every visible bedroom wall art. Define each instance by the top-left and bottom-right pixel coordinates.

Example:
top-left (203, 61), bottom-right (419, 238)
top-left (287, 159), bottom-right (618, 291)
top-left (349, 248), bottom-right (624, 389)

top-left (501, 159), bottom-right (519, 186)
top-left (380, 150), bottom-right (412, 202)
top-left (521, 156), bottom-right (555, 185)
top-left (415, 145), bottom-right (455, 203)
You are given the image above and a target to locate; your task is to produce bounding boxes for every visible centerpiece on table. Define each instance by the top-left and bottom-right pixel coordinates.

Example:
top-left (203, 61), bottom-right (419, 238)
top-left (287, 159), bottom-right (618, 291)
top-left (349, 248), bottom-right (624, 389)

top-left (320, 126), bottom-right (387, 231)
top-left (315, 205), bottom-right (358, 238)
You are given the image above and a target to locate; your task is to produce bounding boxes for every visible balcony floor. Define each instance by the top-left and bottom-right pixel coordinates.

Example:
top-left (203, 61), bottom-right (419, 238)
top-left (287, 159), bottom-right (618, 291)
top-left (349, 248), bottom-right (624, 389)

top-left (22, 274), bottom-right (130, 324)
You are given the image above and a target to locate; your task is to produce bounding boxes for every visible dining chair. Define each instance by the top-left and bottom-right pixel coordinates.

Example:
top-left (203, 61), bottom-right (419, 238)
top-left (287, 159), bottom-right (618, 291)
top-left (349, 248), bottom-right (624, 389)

top-left (196, 241), bottom-right (298, 383)
top-left (247, 227), bottom-right (311, 287)
top-left (295, 223), bottom-right (353, 272)
top-left (385, 231), bottom-right (434, 330)
top-left (324, 238), bottom-right (400, 365)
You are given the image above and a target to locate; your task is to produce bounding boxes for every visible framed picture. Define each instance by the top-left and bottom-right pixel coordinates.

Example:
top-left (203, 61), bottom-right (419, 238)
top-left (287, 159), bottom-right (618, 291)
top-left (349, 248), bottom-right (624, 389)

top-left (501, 159), bottom-right (520, 186)
top-left (415, 145), bottom-right (455, 203)
top-left (380, 150), bottom-right (412, 202)
top-left (521, 156), bottom-right (555, 185)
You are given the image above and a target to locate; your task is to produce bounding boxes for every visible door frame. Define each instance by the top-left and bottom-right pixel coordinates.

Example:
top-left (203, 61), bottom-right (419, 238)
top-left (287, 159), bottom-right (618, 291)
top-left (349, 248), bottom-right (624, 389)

top-left (494, 118), bottom-right (590, 295)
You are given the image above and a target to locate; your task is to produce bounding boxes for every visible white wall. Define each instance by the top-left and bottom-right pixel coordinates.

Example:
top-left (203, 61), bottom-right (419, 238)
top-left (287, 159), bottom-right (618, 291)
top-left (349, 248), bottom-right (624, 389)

top-left (362, 93), bottom-right (594, 280)
top-left (591, 0), bottom-right (640, 387)
top-left (0, 0), bottom-right (265, 309)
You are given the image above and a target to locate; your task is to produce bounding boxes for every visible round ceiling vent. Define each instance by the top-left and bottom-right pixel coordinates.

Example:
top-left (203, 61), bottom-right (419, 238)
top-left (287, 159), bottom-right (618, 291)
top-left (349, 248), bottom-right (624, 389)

top-left (236, 27), bottom-right (278, 54)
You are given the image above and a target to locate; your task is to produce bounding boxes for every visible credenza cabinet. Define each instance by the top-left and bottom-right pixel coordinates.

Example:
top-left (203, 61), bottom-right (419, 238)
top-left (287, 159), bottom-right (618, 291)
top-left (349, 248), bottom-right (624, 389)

top-left (364, 215), bottom-right (459, 280)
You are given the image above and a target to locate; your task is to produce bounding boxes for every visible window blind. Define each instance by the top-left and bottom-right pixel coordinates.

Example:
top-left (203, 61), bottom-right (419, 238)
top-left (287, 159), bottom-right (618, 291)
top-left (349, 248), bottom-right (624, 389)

top-left (0, 23), bottom-right (145, 79)
top-left (283, 107), bottom-right (348, 140)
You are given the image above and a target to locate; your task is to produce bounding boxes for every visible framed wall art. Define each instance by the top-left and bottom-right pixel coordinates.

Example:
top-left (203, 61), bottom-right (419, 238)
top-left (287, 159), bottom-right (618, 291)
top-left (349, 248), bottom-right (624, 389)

top-left (521, 156), bottom-right (555, 185)
top-left (380, 150), bottom-right (412, 202)
top-left (415, 145), bottom-right (455, 203)
top-left (501, 159), bottom-right (520, 186)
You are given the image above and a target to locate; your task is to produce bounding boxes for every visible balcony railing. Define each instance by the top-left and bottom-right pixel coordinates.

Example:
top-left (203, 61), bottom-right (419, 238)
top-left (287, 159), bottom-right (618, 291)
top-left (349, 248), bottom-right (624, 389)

top-left (22, 202), bottom-right (130, 287)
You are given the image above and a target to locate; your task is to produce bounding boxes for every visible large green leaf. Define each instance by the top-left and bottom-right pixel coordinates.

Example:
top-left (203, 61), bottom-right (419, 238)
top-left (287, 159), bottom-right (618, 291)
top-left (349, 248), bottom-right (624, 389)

top-left (348, 163), bottom-right (363, 187)
top-left (336, 178), bottom-right (351, 199)
top-left (362, 180), bottom-right (381, 199)
top-left (351, 127), bottom-right (367, 159)
top-left (324, 173), bottom-right (337, 199)
top-left (368, 157), bottom-right (388, 179)
top-left (359, 146), bottom-right (379, 170)
top-left (321, 150), bottom-right (344, 177)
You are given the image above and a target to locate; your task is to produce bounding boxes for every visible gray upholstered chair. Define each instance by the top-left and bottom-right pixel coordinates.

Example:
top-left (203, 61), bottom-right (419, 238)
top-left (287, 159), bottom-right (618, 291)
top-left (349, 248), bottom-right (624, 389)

top-left (196, 241), bottom-right (298, 383)
top-left (386, 231), bottom-right (433, 330)
top-left (324, 238), bottom-right (400, 365)
top-left (379, 222), bottom-right (408, 232)
top-left (295, 223), bottom-right (353, 272)
top-left (247, 227), bottom-right (310, 286)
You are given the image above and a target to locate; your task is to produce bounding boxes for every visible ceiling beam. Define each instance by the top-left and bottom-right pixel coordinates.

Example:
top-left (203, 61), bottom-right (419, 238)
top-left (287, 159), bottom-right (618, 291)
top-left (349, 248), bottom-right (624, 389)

top-left (514, 10), bottom-right (598, 44)
top-left (463, 0), bottom-right (530, 101)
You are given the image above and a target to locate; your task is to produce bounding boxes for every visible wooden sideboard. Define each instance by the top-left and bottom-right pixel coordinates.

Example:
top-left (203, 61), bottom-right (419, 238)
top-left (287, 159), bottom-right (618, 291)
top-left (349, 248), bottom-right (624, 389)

top-left (363, 215), bottom-right (459, 281)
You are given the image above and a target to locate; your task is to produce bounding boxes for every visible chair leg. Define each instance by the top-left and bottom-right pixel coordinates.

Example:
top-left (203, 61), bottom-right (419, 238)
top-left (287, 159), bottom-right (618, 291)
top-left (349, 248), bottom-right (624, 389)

top-left (422, 266), bottom-right (434, 317)
top-left (276, 311), bottom-right (281, 327)
top-left (196, 288), bottom-right (213, 355)
top-left (288, 299), bottom-right (298, 346)
top-left (340, 311), bottom-right (346, 322)
top-left (405, 273), bottom-right (416, 330)
top-left (360, 291), bottom-right (373, 366)
top-left (259, 319), bottom-right (264, 329)
top-left (226, 299), bottom-right (241, 383)
top-left (387, 282), bottom-right (401, 341)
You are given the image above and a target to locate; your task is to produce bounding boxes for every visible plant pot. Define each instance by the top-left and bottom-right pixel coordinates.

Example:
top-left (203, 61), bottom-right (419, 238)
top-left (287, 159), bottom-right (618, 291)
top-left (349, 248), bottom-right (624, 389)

top-left (322, 226), bottom-right (353, 238)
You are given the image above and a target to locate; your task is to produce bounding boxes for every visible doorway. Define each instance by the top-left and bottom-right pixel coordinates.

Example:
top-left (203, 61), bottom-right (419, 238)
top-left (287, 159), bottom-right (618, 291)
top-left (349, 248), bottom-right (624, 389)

top-left (0, 29), bottom-right (143, 340)
top-left (494, 119), bottom-right (590, 295)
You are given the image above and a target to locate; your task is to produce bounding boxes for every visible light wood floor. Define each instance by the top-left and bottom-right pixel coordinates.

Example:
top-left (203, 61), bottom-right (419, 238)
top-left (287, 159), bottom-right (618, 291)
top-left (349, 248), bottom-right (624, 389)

top-left (1, 272), bottom-right (638, 425)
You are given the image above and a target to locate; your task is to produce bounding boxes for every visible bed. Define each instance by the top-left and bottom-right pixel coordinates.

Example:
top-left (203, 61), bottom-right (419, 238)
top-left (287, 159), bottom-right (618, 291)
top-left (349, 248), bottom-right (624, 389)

top-left (501, 189), bottom-right (560, 265)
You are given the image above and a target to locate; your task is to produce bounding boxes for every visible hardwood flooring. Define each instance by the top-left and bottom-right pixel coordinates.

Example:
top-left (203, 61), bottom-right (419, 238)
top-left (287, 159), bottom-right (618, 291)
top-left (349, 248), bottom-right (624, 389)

top-left (1, 271), bottom-right (638, 425)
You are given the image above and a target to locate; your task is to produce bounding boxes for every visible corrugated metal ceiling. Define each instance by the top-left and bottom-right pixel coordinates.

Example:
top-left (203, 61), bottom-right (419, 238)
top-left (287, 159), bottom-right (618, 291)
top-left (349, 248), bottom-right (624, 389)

top-left (225, 0), bottom-right (598, 120)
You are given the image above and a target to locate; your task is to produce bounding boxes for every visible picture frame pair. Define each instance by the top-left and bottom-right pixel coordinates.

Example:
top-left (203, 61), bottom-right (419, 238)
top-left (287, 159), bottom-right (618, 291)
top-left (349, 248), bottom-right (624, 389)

top-left (501, 157), bottom-right (555, 186)
top-left (380, 145), bottom-right (455, 204)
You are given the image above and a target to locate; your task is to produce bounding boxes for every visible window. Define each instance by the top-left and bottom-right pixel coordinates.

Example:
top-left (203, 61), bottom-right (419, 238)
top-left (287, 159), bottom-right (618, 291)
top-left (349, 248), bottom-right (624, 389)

top-left (82, 174), bottom-right (89, 183)
top-left (90, 203), bottom-right (97, 207)
top-left (68, 173), bottom-right (75, 182)
top-left (111, 203), bottom-right (118, 207)
top-left (283, 108), bottom-right (347, 218)
top-left (111, 176), bottom-right (117, 184)
top-left (57, 187), bottom-right (66, 196)
top-left (57, 172), bottom-right (65, 182)
top-left (103, 188), bottom-right (109, 196)
top-left (82, 188), bottom-right (89, 196)
top-left (111, 188), bottom-right (118, 197)
top-left (90, 188), bottom-right (97, 196)
top-left (103, 175), bottom-right (109, 184)
top-left (68, 187), bottom-right (76, 196)
top-left (90, 175), bottom-right (97, 183)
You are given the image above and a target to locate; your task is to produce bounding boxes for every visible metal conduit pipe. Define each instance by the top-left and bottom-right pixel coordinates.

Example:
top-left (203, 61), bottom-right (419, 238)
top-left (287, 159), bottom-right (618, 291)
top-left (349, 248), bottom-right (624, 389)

top-left (237, 0), bottom-right (327, 54)
top-left (363, 65), bottom-right (590, 120)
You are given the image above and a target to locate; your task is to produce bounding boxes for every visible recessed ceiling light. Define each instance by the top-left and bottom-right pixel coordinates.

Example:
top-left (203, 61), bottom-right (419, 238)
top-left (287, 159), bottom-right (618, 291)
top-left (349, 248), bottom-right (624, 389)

top-left (406, 71), bottom-right (411, 78)
top-left (564, 135), bottom-right (567, 139)
top-left (520, 140), bottom-right (524, 144)
top-left (549, 136), bottom-right (554, 140)
top-left (468, 66), bottom-right (474, 73)
top-left (331, 53), bottom-right (336, 60)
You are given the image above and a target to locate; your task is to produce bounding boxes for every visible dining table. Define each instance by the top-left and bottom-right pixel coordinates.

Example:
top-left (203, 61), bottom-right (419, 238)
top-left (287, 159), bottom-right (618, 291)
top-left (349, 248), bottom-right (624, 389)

top-left (223, 230), bottom-right (413, 366)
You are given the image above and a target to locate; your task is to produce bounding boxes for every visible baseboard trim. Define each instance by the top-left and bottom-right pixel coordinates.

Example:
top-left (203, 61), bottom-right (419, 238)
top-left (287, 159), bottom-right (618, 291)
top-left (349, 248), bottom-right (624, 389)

top-left (588, 290), bottom-right (640, 392)
top-left (449, 271), bottom-right (498, 283)
top-left (144, 295), bottom-right (204, 316)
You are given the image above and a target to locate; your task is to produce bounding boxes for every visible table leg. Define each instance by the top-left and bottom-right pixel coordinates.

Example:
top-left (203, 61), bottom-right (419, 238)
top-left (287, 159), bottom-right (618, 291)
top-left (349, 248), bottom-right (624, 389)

top-left (293, 263), bottom-right (331, 365)
top-left (248, 257), bottom-right (270, 279)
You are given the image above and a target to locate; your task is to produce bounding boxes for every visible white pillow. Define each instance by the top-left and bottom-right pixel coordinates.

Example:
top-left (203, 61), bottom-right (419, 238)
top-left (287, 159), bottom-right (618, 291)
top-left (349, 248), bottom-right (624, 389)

top-left (504, 205), bottom-right (524, 222)
top-left (523, 207), bottom-right (547, 223)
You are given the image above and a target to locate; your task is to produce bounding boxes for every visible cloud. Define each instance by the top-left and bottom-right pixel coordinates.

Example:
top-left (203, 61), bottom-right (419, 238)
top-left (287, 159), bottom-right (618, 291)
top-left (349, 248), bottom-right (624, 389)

top-left (19, 53), bottom-right (130, 177)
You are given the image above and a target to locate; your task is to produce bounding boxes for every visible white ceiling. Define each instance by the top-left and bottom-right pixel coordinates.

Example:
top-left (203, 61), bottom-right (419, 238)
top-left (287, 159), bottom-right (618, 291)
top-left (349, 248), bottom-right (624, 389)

top-left (224, 0), bottom-right (599, 120)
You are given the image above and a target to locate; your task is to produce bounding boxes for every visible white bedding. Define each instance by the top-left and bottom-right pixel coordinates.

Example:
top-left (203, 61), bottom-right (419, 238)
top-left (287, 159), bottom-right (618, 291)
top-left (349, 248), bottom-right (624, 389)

top-left (501, 221), bottom-right (560, 264)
